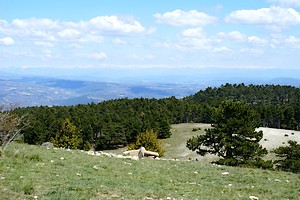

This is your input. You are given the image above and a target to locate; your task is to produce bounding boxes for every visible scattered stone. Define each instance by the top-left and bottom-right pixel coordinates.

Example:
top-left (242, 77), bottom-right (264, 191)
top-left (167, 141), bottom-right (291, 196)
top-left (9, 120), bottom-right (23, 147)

top-left (42, 142), bottom-right (53, 148)
top-left (194, 171), bottom-right (198, 174)
top-left (228, 184), bottom-right (233, 187)
top-left (0, 176), bottom-right (5, 180)
top-left (92, 165), bottom-right (99, 170)
top-left (222, 172), bottom-right (229, 176)
top-left (60, 157), bottom-right (64, 160)
top-left (124, 162), bottom-right (132, 165)
top-left (76, 173), bottom-right (81, 176)
top-left (138, 147), bottom-right (146, 158)
top-left (286, 180), bottom-right (290, 183)
top-left (131, 156), bottom-right (139, 161)
top-left (128, 172), bottom-right (132, 175)
top-left (275, 179), bottom-right (281, 182)
top-left (249, 195), bottom-right (259, 200)
top-left (20, 176), bottom-right (24, 179)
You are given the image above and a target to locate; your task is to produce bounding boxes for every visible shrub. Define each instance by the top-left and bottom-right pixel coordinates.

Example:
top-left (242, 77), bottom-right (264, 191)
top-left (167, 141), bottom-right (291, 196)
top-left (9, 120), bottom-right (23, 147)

top-left (128, 130), bottom-right (165, 156)
top-left (192, 128), bottom-right (201, 132)
top-left (51, 118), bottom-right (82, 149)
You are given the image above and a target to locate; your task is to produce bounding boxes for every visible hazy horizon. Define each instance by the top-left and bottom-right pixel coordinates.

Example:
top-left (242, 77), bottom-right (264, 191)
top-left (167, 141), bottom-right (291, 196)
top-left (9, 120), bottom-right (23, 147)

top-left (0, 0), bottom-right (300, 83)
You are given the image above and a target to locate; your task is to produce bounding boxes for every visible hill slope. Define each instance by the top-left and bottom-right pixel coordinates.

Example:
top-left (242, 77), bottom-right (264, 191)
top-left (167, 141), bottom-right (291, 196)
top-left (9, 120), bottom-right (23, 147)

top-left (162, 123), bottom-right (300, 161)
top-left (1, 143), bottom-right (299, 200)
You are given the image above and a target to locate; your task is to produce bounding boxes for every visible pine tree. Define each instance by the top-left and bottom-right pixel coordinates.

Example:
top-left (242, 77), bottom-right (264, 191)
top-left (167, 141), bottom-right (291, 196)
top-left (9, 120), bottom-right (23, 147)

top-left (273, 140), bottom-right (300, 173)
top-left (187, 100), bottom-right (270, 168)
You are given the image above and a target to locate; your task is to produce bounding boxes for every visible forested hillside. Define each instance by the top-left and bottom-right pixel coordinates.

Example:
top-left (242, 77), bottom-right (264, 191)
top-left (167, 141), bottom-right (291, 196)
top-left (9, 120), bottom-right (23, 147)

top-left (14, 84), bottom-right (300, 150)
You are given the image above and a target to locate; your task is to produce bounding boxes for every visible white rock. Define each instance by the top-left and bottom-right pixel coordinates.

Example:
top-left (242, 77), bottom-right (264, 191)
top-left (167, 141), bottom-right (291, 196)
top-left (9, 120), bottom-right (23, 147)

top-left (249, 195), bottom-right (259, 200)
top-left (222, 172), bottom-right (229, 176)
top-left (92, 165), bottom-right (99, 170)
top-left (60, 157), bottom-right (64, 160)
top-left (275, 179), bottom-right (281, 182)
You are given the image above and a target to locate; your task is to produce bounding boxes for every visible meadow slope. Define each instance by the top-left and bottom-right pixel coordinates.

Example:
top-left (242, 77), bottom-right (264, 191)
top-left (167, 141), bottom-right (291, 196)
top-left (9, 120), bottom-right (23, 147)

top-left (1, 124), bottom-right (300, 199)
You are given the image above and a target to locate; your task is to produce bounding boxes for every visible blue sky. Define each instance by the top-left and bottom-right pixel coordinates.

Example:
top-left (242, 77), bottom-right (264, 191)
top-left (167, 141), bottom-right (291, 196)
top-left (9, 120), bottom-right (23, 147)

top-left (0, 0), bottom-right (300, 82)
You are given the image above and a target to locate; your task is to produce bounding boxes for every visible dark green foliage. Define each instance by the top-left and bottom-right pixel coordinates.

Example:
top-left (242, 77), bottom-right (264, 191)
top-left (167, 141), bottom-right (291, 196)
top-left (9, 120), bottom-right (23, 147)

top-left (187, 101), bottom-right (269, 168)
top-left (190, 83), bottom-right (300, 130)
top-left (13, 84), bottom-right (300, 151)
top-left (273, 140), bottom-right (300, 173)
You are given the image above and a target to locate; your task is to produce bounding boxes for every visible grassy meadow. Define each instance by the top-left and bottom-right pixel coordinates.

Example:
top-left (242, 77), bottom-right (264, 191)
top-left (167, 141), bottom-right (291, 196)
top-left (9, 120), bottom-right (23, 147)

top-left (1, 123), bottom-right (300, 199)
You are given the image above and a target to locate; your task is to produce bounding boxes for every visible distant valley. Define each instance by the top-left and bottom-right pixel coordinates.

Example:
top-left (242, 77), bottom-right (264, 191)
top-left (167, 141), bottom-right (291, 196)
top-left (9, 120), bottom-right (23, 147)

top-left (0, 75), bottom-right (205, 107)
top-left (1, 71), bottom-right (300, 107)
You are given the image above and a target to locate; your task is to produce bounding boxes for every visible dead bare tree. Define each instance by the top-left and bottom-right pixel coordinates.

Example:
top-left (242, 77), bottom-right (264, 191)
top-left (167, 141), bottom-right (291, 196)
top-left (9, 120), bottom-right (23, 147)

top-left (0, 105), bottom-right (29, 154)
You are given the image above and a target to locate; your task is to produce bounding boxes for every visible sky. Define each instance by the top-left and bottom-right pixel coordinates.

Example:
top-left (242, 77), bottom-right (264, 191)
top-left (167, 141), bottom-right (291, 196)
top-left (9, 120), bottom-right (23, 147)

top-left (0, 0), bottom-right (300, 82)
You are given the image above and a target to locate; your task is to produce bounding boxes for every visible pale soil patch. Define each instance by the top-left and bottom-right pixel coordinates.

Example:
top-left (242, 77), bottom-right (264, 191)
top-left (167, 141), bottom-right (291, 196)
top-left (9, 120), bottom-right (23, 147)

top-left (106, 123), bottom-right (300, 162)
top-left (162, 123), bottom-right (300, 162)
top-left (258, 127), bottom-right (300, 151)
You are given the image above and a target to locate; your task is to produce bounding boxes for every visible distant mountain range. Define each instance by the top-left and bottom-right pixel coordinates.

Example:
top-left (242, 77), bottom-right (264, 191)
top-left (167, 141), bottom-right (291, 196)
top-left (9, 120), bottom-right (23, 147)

top-left (1, 72), bottom-right (300, 107)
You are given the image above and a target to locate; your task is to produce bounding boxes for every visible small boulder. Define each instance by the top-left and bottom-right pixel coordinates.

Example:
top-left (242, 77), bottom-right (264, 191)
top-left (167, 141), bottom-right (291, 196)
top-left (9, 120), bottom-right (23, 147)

top-left (42, 142), bottom-right (53, 148)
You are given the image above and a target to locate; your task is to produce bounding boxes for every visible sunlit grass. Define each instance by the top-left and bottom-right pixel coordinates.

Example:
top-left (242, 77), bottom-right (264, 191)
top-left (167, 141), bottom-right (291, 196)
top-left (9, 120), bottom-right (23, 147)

top-left (0, 143), bottom-right (299, 200)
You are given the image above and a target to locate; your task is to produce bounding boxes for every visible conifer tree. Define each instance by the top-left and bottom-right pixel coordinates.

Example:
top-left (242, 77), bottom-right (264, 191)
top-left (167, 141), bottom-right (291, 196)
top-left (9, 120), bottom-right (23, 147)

top-left (187, 100), bottom-right (270, 167)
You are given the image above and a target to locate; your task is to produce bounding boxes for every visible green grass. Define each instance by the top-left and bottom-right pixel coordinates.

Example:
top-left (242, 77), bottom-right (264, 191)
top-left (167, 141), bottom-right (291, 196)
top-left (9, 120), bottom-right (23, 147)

top-left (1, 143), bottom-right (299, 200)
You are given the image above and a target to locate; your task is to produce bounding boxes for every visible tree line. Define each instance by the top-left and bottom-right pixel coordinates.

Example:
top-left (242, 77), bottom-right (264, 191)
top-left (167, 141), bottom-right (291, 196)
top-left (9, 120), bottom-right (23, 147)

top-left (12, 84), bottom-right (300, 150)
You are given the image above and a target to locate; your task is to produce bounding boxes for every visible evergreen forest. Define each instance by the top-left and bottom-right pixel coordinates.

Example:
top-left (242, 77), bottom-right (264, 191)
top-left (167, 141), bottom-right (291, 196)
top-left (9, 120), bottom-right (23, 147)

top-left (13, 84), bottom-right (300, 150)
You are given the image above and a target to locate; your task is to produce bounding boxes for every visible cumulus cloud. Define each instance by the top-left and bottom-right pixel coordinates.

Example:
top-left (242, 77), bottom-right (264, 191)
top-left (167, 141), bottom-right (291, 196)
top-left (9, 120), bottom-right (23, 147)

top-left (113, 38), bottom-right (127, 45)
top-left (247, 36), bottom-right (268, 45)
top-left (0, 16), bottom-right (148, 44)
top-left (271, 34), bottom-right (300, 48)
top-left (0, 37), bottom-right (15, 45)
top-left (268, 0), bottom-right (300, 7)
top-left (225, 7), bottom-right (300, 31)
top-left (227, 31), bottom-right (247, 42)
top-left (77, 52), bottom-right (108, 60)
top-left (154, 9), bottom-right (217, 26)
top-left (179, 27), bottom-right (214, 50)
top-left (89, 16), bottom-right (145, 33)
top-left (217, 31), bottom-right (268, 45)
top-left (58, 29), bottom-right (81, 39)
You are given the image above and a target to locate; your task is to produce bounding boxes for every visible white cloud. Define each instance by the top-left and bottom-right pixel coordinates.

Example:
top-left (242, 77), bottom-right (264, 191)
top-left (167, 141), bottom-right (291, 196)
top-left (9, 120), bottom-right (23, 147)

top-left (271, 34), bottom-right (300, 48)
top-left (154, 9), bottom-right (217, 26)
top-left (113, 38), bottom-right (127, 45)
top-left (247, 36), bottom-right (268, 45)
top-left (225, 7), bottom-right (300, 30)
top-left (268, 0), bottom-right (300, 7)
top-left (58, 29), bottom-right (81, 39)
top-left (34, 41), bottom-right (54, 47)
top-left (217, 31), bottom-right (268, 45)
top-left (130, 54), bottom-right (154, 61)
top-left (0, 37), bottom-right (15, 45)
top-left (227, 31), bottom-right (247, 42)
top-left (240, 48), bottom-right (264, 55)
top-left (179, 27), bottom-right (214, 50)
top-left (89, 16), bottom-right (145, 33)
top-left (76, 52), bottom-right (107, 60)
top-left (210, 47), bottom-right (234, 54)
top-left (0, 16), bottom-right (148, 45)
